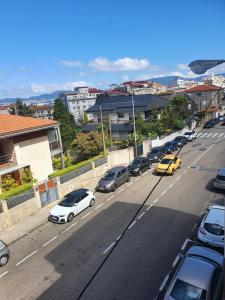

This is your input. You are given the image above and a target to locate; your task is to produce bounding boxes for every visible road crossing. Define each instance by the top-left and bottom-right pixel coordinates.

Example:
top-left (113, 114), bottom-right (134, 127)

top-left (197, 131), bottom-right (225, 139)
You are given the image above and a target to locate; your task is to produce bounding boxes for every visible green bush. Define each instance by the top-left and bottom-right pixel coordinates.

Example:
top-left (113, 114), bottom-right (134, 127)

top-left (174, 119), bottom-right (186, 129)
top-left (1, 174), bottom-right (17, 191)
top-left (0, 183), bottom-right (33, 200)
top-left (49, 153), bottom-right (105, 178)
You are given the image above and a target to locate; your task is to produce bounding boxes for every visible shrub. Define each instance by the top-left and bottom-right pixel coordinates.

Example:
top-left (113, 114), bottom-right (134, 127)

top-left (21, 168), bottom-right (36, 184)
top-left (174, 119), bottom-right (186, 129)
top-left (0, 183), bottom-right (33, 200)
top-left (1, 175), bottom-right (17, 191)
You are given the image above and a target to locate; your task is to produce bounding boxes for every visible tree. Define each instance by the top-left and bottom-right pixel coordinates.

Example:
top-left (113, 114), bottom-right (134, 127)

top-left (72, 132), bottom-right (104, 160)
top-left (170, 95), bottom-right (188, 119)
top-left (82, 112), bottom-right (89, 125)
top-left (10, 99), bottom-right (33, 116)
top-left (53, 99), bottom-right (79, 151)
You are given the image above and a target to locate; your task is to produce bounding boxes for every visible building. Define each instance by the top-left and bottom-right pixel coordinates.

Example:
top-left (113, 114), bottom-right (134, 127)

top-left (203, 74), bottom-right (225, 88)
top-left (84, 94), bottom-right (169, 138)
top-left (0, 115), bottom-right (63, 192)
top-left (0, 105), bottom-right (10, 115)
top-left (30, 104), bottom-right (54, 119)
top-left (60, 87), bottom-right (102, 122)
top-left (184, 84), bottom-right (224, 117)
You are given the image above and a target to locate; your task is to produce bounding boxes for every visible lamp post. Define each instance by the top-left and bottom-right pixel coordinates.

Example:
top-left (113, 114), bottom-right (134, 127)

top-left (99, 105), bottom-right (107, 156)
top-left (131, 91), bottom-right (137, 157)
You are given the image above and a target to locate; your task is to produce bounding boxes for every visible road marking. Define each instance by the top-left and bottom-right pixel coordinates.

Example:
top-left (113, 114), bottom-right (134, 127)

top-left (175, 176), bottom-right (181, 181)
top-left (181, 239), bottom-right (189, 251)
top-left (103, 242), bottom-right (115, 255)
top-left (117, 234), bottom-right (122, 240)
top-left (172, 254), bottom-right (180, 268)
top-left (200, 133), bottom-right (207, 138)
top-left (153, 198), bottom-right (159, 204)
top-left (197, 132), bottom-right (203, 137)
top-left (62, 222), bottom-right (78, 233)
top-left (137, 212), bottom-right (146, 219)
top-left (42, 235), bottom-right (58, 247)
top-left (193, 144), bottom-right (214, 164)
top-left (0, 271), bottom-right (8, 278)
top-left (183, 169), bottom-right (188, 174)
top-left (218, 133), bottom-right (224, 138)
top-left (135, 177), bottom-right (141, 181)
top-left (159, 274), bottom-right (170, 291)
top-left (161, 190), bottom-right (167, 196)
top-left (169, 183), bottom-right (174, 188)
top-left (205, 133), bottom-right (213, 138)
top-left (146, 205), bottom-right (152, 211)
top-left (212, 133), bottom-right (218, 138)
top-left (106, 195), bottom-right (114, 202)
top-left (128, 221), bottom-right (136, 229)
top-left (191, 223), bottom-right (197, 233)
top-left (117, 188), bottom-right (124, 194)
top-left (16, 250), bottom-right (38, 266)
top-left (143, 172), bottom-right (148, 176)
top-left (127, 182), bottom-right (133, 186)
top-left (94, 203), bottom-right (104, 210)
top-left (81, 211), bottom-right (93, 220)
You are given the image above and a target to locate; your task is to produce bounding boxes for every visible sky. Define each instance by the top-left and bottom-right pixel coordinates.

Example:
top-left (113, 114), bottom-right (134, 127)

top-left (0, 0), bottom-right (225, 99)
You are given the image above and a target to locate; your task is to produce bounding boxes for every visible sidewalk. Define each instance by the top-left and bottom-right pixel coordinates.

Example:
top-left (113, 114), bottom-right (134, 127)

top-left (0, 201), bottom-right (57, 245)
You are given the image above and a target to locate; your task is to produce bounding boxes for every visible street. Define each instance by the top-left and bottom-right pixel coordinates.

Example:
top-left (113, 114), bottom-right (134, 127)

top-left (0, 125), bottom-right (224, 300)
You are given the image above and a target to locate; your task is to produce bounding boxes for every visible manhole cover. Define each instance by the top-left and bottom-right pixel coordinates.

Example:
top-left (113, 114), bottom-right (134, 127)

top-left (192, 143), bottom-right (201, 147)
top-left (199, 147), bottom-right (206, 151)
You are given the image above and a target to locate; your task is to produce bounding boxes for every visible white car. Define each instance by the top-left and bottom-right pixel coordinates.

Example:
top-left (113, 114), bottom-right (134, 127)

top-left (183, 130), bottom-right (197, 141)
top-left (198, 205), bottom-right (224, 248)
top-left (49, 189), bottom-right (95, 223)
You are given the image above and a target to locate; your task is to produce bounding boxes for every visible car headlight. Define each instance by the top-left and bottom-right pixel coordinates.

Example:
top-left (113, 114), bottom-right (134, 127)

top-left (134, 168), bottom-right (139, 172)
top-left (106, 182), bottom-right (113, 188)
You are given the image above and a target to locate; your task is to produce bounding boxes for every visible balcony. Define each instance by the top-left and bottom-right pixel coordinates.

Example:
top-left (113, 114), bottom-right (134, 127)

top-left (0, 152), bottom-right (17, 170)
top-left (49, 140), bottom-right (63, 156)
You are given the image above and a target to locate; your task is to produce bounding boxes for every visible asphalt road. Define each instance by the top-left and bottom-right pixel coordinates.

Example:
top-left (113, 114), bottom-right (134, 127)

top-left (0, 125), bottom-right (224, 300)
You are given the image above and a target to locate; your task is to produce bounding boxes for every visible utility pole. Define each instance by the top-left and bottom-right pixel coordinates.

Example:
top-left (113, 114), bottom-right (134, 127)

top-left (131, 91), bottom-right (137, 157)
top-left (108, 117), bottom-right (112, 148)
top-left (100, 105), bottom-right (107, 156)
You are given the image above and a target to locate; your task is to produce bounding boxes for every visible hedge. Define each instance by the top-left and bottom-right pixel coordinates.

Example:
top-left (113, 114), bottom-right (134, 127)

top-left (49, 153), bottom-right (106, 178)
top-left (0, 183), bottom-right (33, 200)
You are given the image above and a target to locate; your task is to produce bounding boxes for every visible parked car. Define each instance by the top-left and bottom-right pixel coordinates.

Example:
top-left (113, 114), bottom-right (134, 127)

top-left (213, 168), bottom-right (225, 190)
top-left (163, 141), bottom-right (178, 154)
top-left (155, 154), bottom-right (181, 175)
top-left (173, 136), bottom-right (188, 147)
top-left (183, 130), bottom-right (197, 141)
top-left (204, 120), bottom-right (214, 128)
top-left (0, 240), bottom-right (10, 267)
top-left (218, 115), bottom-right (224, 122)
top-left (128, 157), bottom-right (151, 176)
top-left (49, 189), bottom-right (95, 223)
top-left (213, 117), bottom-right (220, 124)
top-left (163, 246), bottom-right (224, 300)
top-left (198, 205), bottom-right (224, 248)
top-left (96, 166), bottom-right (130, 192)
top-left (221, 120), bottom-right (225, 126)
top-left (147, 147), bottom-right (166, 162)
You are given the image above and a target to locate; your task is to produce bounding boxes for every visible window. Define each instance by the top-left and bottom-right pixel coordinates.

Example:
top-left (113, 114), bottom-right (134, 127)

top-left (116, 171), bottom-right (121, 178)
top-left (118, 113), bottom-right (124, 118)
top-left (196, 92), bottom-right (202, 96)
top-left (171, 279), bottom-right (206, 300)
top-left (80, 193), bottom-right (88, 201)
top-left (121, 168), bottom-right (127, 174)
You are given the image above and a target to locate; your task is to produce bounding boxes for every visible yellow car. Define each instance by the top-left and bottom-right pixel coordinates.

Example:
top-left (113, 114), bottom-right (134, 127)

top-left (155, 154), bottom-right (181, 175)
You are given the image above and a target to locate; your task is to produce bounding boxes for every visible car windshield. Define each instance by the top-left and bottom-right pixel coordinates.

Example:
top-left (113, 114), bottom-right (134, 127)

top-left (185, 132), bottom-right (191, 135)
top-left (175, 137), bottom-right (182, 140)
top-left (104, 171), bottom-right (116, 180)
top-left (204, 223), bottom-right (224, 236)
top-left (130, 159), bottom-right (141, 166)
top-left (150, 149), bottom-right (160, 154)
top-left (161, 158), bottom-right (173, 164)
top-left (58, 194), bottom-right (76, 207)
top-left (171, 279), bottom-right (207, 300)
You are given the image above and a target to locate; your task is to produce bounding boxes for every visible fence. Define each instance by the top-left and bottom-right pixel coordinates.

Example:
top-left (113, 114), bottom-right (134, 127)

top-left (94, 157), bottom-right (108, 168)
top-left (59, 164), bottom-right (92, 184)
top-left (6, 189), bottom-right (35, 209)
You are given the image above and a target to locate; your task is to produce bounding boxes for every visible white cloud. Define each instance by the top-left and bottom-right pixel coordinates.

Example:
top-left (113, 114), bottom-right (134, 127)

top-left (60, 60), bottom-right (83, 67)
top-left (89, 57), bottom-right (151, 71)
top-left (177, 64), bottom-right (189, 70)
top-left (31, 81), bottom-right (90, 93)
top-left (122, 75), bottom-right (130, 82)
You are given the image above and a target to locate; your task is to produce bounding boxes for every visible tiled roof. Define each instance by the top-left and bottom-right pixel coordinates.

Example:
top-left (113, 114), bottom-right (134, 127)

top-left (0, 115), bottom-right (58, 137)
top-left (185, 84), bottom-right (220, 93)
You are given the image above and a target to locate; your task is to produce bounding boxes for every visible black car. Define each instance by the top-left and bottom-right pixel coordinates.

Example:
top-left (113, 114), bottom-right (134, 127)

top-left (163, 141), bottom-right (178, 154)
top-left (204, 120), bottom-right (214, 128)
top-left (147, 147), bottom-right (166, 162)
top-left (128, 157), bottom-right (152, 176)
top-left (174, 136), bottom-right (188, 147)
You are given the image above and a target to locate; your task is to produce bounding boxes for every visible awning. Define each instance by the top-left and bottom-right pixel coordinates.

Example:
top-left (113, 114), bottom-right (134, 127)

top-left (0, 164), bottom-right (29, 176)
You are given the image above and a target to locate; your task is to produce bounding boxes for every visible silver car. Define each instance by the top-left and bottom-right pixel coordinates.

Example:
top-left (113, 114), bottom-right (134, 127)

top-left (0, 240), bottom-right (10, 267)
top-left (198, 205), bottom-right (224, 248)
top-left (164, 246), bottom-right (224, 300)
top-left (213, 168), bottom-right (225, 190)
top-left (96, 166), bottom-right (130, 192)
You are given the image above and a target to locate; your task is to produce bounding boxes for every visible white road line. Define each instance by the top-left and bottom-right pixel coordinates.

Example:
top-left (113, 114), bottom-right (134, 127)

top-left (197, 133), bottom-right (203, 137)
top-left (153, 198), bottom-right (159, 204)
top-left (218, 133), bottom-right (224, 138)
top-left (106, 195), bottom-right (114, 202)
top-left (169, 183), bottom-right (174, 188)
top-left (183, 169), bottom-right (188, 174)
top-left (143, 172), bottom-right (148, 176)
top-left (146, 205), bottom-right (152, 211)
top-left (193, 144), bottom-right (214, 165)
top-left (103, 242), bottom-right (115, 255)
top-left (81, 211), bottom-right (93, 220)
top-left (159, 274), bottom-right (170, 291)
top-left (117, 234), bottom-right (122, 240)
top-left (62, 222), bottom-right (78, 233)
top-left (172, 254), bottom-right (180, 268)
top-left (117, 188), bottom-right (124, 194)
top-left (42, 235), bottom-right (58, 247)
top-left (135, 177), bottom-right (141, 181)
top-left (94, 203), bottom-right (104, 210)
top-left (181, 239), bottom-right (189, 251)
top-left (0, 271), bottom-right (8, 278)
top-left (212, 133), bottom-right (218, 138)
top-left (137, 212), bottom-right (146, 219)
top-left (175, 176), bottom-right (181, 181)
top-left (161, 190), bottom-right (167, 196)
top-left (16, 250), bottom-right (38, 266)
top-left (206, 133), bottom-right (213, 138)
top-left (128, 221), bottom-right (136, 229)
top-left (127, 182), bottom-right (133, 186)
top-left (200, 133), bottom-right (207, 138)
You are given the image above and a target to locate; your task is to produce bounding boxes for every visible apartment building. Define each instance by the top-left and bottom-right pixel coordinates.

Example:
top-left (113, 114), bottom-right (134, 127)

top-left (30, 104), bottom-right (54, 119)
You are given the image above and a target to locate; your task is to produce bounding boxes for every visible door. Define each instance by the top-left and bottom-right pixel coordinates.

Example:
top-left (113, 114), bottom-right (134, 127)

top-left (38, 179), bottom-right (58, 207)
top-left (79, 192), bottom-right (90, 211)
top-left (115, 171), bottom-right (123, 186)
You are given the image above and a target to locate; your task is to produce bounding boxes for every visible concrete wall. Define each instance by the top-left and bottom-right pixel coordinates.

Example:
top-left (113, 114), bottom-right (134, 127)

top-left (14, 135), bottom-right (53, 181)
top-left (108, 147), bottom-right (134, 166)
top-left (143, 139), bottom-right (151, 156)
top-left (151, 127), bottom-right (188, 148)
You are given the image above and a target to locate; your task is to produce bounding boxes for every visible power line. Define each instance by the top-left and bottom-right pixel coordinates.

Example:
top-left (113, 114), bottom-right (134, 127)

top-left (76, 80), bottom-right (224, 300)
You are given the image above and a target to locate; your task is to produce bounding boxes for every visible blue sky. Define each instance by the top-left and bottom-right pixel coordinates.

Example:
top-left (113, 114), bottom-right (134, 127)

top-left (0, 0), bottom-right (225, 98)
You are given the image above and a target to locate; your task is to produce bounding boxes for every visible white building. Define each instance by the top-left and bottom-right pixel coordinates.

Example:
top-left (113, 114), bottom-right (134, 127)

top-left (60, 87), bottom-right (101, 122)
top-left (204, 74), bottom-right (225, 88)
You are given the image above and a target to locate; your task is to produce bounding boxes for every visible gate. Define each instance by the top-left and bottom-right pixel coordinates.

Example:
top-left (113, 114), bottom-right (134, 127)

top-left (38, 178), bottom-right (58, 207)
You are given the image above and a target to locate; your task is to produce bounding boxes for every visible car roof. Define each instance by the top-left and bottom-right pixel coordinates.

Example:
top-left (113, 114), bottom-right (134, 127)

top-left (205, 206), bottom-right (225, 227)
top-left (162, 154), bottom-right (176, 159)
top-left (108, 166), bottom-right (126, 172)
top-left (151, 147), bottom-right (162, 150)
top-left (178, 256), bottom-right (214, 290)
top-left (67, 188), bottom-right (89, 198)
top-left (175, 136), bottom-right (184, 139)
top-left (218, 168), bottom-right (225, 176)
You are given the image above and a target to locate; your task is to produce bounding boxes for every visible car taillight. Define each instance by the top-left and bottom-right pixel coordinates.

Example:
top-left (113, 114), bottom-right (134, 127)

top-left (200, 227), bottom-right (206, 235)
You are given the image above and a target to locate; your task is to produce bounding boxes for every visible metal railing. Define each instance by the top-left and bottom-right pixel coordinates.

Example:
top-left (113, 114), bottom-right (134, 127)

top-left (0, 152), bottom-right (17, 169)
top-left (49, 140), bottom-right (61, 152)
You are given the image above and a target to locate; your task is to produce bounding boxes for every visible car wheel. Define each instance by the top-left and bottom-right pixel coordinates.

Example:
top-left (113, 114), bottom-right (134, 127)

top-left (148, 163), bottom-right (152, 169)
top-left (67, 213), bottom-right (74, 222)
top-left (0, 255), bottom-right (9, 267)
top-left (90, 198), bottom-right (95, 207)
top-left (138, 169), bottom-right (142, 176)
top-left (111, 184), bottom-right (117, 192)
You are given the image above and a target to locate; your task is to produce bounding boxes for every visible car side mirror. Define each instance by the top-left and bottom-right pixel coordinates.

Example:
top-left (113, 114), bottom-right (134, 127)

top-left (74, 203), bottom-right (77, 206)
